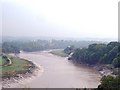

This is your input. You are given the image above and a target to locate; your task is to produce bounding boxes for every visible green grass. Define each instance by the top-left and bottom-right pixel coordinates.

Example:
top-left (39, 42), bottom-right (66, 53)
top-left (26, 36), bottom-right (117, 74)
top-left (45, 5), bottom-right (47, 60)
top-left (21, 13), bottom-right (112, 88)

top-left (0, 56), bottom-right (2, 65)
top-left (50, 49), bottom-right (68, 57)
top-left (0, 56), bottom-right (6, 66)
top-left (3, 57), bottom-right (28, 72)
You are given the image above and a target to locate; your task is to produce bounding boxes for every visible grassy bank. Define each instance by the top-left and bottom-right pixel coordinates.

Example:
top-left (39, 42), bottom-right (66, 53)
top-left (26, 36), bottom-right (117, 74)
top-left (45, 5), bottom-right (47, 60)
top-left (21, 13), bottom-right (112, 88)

top-left (0, 56), bottom-right (2, 65)
top-left (50, 49), bottom-right (68, 57)
top-left (0, 55), bottom-right (36, 80)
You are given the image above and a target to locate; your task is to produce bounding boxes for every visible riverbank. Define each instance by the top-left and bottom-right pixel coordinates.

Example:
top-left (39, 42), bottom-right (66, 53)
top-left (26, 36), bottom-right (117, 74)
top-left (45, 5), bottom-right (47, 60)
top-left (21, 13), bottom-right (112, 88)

top-left (74, 62), bottom-right (116, 77)
top-left (2, 66), bottom-right (41, 88)
top-left (50, 49), bottom-right (68, 57)
top-left (49, 49), bottom-right (114, 77)
top-left (69, 60), bottom-right (115, 77)
top-left (93, 64), bottom-right (114, 76)
top-left (2, 55), bottom-right (41, 88)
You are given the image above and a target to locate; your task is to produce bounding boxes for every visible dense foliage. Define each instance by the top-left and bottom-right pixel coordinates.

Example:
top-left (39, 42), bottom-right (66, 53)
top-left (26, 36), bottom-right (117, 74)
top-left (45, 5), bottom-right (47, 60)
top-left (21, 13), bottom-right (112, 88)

top-left (112, 53), bottom-right (120, 68)
top-left (2, 40), bottom-right (100, 53)
top-left (71, 42), bottom-right (120, 67)
top-left (97, 75), bottom-right (120, 90)
top-left (2, 42), bottom-right (20, 53)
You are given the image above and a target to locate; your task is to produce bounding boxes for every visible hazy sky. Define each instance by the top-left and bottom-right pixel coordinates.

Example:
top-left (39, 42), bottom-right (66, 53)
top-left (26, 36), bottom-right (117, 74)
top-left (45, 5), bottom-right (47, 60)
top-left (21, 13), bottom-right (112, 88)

top-left (1, 0), bottom-right (119, 39)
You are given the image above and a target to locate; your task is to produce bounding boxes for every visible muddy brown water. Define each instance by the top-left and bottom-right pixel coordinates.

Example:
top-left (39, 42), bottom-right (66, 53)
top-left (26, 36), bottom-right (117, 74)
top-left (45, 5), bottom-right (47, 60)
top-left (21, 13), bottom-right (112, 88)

top-left (3, 51), bottom-right (102, 88)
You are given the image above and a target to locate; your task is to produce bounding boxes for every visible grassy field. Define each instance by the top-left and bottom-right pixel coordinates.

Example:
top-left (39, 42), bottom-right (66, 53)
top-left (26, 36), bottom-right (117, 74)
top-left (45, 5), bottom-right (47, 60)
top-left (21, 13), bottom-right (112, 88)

top-left (50, 49), bottom-right (68, 57)
top-left (0, 55), bottom-right (35, 79)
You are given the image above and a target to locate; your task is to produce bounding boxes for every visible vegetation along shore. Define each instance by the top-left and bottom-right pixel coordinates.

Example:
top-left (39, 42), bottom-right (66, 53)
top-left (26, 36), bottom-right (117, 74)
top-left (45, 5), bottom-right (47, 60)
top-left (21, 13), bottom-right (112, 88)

top-left (0, 54), bottom-right (38, 82)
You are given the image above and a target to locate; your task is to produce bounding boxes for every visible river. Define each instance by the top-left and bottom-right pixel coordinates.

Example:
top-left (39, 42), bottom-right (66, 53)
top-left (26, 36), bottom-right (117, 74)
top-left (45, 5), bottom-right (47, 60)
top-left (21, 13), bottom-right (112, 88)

top-left (4, 51), bottom-right (102, 88)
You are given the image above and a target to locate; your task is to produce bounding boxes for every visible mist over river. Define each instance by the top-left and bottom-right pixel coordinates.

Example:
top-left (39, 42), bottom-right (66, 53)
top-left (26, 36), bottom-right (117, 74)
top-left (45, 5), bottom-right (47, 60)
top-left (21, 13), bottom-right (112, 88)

top-left (5, 50), bottom-right (102, 88)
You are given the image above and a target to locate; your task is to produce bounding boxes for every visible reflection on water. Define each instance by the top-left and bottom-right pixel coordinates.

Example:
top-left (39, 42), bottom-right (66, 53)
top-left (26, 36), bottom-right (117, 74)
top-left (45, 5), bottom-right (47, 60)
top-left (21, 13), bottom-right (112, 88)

top-left (7, 51), bottom-right (102, 88)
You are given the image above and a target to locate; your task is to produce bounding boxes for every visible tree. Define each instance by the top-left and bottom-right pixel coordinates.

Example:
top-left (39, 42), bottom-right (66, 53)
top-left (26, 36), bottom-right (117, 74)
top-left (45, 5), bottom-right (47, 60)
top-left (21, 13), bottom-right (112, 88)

top-left (100, 46), bottom-right (118, 64)
top-left (71, 42), bottom-right (120, 66)
top-left (98, 75), bottom-right (120, 90)
top-left (2, 42), bottom-right (20, 53)
top-left (112, 53), bottom-right (120, 68)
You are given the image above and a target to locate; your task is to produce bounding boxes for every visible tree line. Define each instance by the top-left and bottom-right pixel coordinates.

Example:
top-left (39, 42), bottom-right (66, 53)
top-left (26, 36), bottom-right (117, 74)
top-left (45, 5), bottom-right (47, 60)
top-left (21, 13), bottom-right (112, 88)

top-left (2, 40), bottom-right (101, 53)
top-left (68, 42), bottom-right (120, 68)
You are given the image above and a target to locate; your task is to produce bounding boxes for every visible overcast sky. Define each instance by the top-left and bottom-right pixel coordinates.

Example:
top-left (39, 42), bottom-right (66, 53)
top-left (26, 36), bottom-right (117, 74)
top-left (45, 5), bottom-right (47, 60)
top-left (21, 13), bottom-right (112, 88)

top-left (1, 0), bottom-right (119, 40)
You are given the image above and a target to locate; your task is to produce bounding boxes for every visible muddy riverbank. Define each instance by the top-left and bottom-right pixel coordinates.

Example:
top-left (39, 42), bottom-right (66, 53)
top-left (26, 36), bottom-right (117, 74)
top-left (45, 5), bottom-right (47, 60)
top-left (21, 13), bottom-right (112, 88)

top-left (2, 54), bottom-right (42, 88)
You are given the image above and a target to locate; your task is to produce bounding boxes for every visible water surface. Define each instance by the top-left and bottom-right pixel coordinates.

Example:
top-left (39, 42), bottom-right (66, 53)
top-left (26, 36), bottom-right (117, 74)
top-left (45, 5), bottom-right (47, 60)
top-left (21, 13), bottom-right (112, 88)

top-left (8, 51), bottom-right (101, 88)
